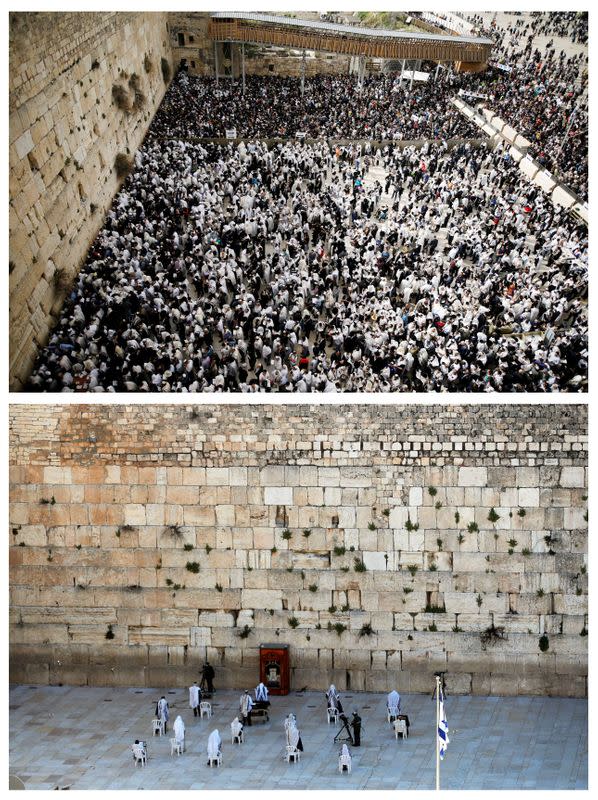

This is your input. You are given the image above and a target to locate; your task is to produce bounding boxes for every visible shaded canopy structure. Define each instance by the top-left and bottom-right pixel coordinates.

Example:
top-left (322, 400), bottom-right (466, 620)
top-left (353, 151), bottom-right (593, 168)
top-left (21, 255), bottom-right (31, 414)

top-left (208, 12), bottom-right (493, 67)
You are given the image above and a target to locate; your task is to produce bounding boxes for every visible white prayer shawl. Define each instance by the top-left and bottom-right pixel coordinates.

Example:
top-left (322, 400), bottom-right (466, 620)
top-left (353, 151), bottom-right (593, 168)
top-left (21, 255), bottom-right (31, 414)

top-left (189, 685), bottom-right (200, 708)
top-left (231, 717), bottom-right (243, 736)
top-left (173, 716), bottom-right (185, 743)
top-left (255, 683), bottom-right (269, 702)
top-left (157, 698), bottom-right (169, 722)
top-left (240, 693), bottom-right (253, 715)
top-left (288, 725), bottom-right (300, 749)
top-left (207, 730), bottom-right (222, 758)
top-left (341, 743), bottom-right (351, 759)
top-left (387, 690), bottom-right (401, 711)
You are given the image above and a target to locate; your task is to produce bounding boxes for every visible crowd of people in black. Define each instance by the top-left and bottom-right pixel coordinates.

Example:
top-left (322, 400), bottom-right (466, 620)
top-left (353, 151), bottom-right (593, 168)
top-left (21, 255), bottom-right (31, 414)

top-left (465, 11), bottom-right (588, 199)
top-left (149, 71), bottom-right (480, 143)
top-left (26, 12), bottom-right (587, 393)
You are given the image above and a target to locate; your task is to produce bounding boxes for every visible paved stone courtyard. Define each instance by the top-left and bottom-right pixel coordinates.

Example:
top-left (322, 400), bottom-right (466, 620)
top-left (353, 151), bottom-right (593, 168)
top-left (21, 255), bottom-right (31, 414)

top-left (9, 684), bottom-right (587, 790)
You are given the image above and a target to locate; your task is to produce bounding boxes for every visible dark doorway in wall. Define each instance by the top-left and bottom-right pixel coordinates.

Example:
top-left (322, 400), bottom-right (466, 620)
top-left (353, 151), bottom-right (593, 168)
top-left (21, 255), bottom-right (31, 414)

top-left (177, 32), bottom-right (185, 46)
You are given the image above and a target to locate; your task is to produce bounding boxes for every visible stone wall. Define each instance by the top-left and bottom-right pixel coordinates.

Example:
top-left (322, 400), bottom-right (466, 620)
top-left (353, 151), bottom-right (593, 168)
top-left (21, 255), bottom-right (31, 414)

top-left (9, 404), bottom-right (588, 697)
top-left (9, 12), bottom-right (173, 391)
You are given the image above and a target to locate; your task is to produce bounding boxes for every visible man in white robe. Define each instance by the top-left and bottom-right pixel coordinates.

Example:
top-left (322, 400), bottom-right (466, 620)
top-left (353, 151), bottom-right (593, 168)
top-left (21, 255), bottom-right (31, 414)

top-left (207, 729), bottom-right (222, 763)
top-left (189, 681), bottom-right (201, 717)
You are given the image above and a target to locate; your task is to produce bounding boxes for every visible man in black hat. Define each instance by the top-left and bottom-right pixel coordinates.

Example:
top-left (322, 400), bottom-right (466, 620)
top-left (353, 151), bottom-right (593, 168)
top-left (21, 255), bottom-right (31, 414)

top-left (351, 709), bottom-right (362, 747)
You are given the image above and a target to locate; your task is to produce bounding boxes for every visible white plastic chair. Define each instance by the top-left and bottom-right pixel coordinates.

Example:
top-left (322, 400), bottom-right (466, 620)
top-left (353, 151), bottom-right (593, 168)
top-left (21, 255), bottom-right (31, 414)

top-left (394, 718), bottom-right (408, 739)
top-left (171, 737), bottom-right (183, 756)
top-left (200, 701), bottom-right (212, 719)
top-left (339, 753), bottom-right (352, 773)
top-left (152, 718), bottom-right (165, 736)
top-left (327, 706), bottom-right (339, 725)
top-left (387, 704), bottom-right (399, 723)
top-left (285, 745), bottom-right (301, 763)
top-left (132, 744), bottom-right (147, 766)
top-left (208, 752), bottom-right (222, 767)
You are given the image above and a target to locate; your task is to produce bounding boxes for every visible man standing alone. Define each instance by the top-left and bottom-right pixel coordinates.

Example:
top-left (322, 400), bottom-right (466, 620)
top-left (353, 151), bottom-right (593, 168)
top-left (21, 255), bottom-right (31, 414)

top-left (189, 681), bottom-right (201, 717)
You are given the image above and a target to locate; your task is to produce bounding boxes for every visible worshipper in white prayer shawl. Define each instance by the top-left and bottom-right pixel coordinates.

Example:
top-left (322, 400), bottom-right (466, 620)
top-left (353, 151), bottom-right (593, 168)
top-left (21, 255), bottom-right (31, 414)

top-left (339, 743), bottom-right (352, 771)
top-left (231, 717), bottom-right (244, 742)
top-left (255, 682), bottom-right (269, 704)
top-left (173, 715), bottom-right (185, 751)
top-left (326, 683), bottom-right (343, 712)
top-left (189, 681), bottom-right (201, 717)
top-left (156, 696), bottom-right (169, 731)
top-left (387, 689), bottom-right (401, 718)
top-left (240, 690), bottom-right (254, 726)
top-left (207, 729), bottom-right (222, 763)
top-left (286, 718), bottom-right (304, 752)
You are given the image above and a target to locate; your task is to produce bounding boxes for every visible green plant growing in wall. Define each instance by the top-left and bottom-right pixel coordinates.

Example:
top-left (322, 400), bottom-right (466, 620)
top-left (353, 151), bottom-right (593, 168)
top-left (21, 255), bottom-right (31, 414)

top-left (488, 508), bottom-right (500, 523)
top-left (359, 623), bottom-right (374, 637)
top-left (476, 594), bottom-right (483, 607)
top-left (341, 604), bottom-right (350, 612)
top-left (333, 622), bottom-right (347, 637)
top-left (521, 548), bottom-right (531, 556)
top-left (507, 538), bottom-right (518, 555)
top-left (165, 578), bottom-right (174, 587)
top-left (383, 508), bottom-right (390, 517)
top-left (215, 583), bottom-right (223, 592)
top-left (405, 517), bottom-right (419, 532)
top-left (518, 508), bottom-right (526, 518)
top-left (105, 624), bottom-right (115, 640)
top-left (454, 511), bottom-right (460, 525)
top-left (428, 623), bottom-right (438, 632)
top-left (340, 566), bottom-right (349, 572)
top-left (238, 624), bottom-right (251, 639)
top-left (205, 544), bottom-right (212, 554)
top-left (480, 624), bottom-right (506, 649)
top-left (328, 605), bottom-right (337, 614)
top-left (186, 562), bottom-right (200, 573)
top-left (183, 543), bottom-right (193, 551)
top-left (281, 529), bottom-right (292, 540)
top-left (303, 529), bottom-right (312, 538)
top-left (436, 538), bottom-right (443, 551)
top-left (407, 564), bottom-right (418, 577)
top-left (425, 604), bottom-right (446, 613)
top-left (333, 545), bottom-right (346, 556)
top-left (403, 586), bottom-right (413, 594)
top-left (288, 616), bottom-right (299, 629)
top-left (354, 558), bottom-right (367, 573)
top-left (538, 634), bottom-right (549, 652)
top-left (308, 584), bottom-right (318, 593)
top-left (457, 533), bottom-right (464, 544)
top-left (452, 625), bottom-right (462, 633)
top-left (428, 487), bottom-right (437, 497)
top-left (368, 522), bottom-right (376, 530)
top-left (467, 521), bottom-right (479, 533)
top-left (537, 588), bottom-right (545, 597)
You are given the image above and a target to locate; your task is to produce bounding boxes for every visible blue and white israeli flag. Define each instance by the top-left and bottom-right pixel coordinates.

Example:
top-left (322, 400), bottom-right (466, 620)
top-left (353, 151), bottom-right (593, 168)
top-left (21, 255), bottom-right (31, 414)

top-left (438, 691), bottom-right (449, 760)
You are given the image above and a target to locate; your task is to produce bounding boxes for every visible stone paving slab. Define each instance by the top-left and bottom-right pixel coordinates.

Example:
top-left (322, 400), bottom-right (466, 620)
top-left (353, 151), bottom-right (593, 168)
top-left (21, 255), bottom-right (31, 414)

top-left (9, 684), bottom-right (587, 790)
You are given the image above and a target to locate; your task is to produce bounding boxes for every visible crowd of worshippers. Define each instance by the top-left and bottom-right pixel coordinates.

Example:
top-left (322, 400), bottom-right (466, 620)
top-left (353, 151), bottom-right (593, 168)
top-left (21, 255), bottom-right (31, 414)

top-left (148, 71), bottom-right (482, 143)
top-left (464, 12), bottom-right (588, 199)
top-left (136, 682), bottom-right (372, 768)
top-left (28, 131), bottom-right (587, 393)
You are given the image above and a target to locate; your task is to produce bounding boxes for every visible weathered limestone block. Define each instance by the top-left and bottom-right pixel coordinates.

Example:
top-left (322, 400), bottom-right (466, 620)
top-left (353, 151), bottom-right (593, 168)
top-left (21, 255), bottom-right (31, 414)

top-left (458, 467), bottom-right (487, 487)
top-left (559, 466), bottom-right (586, 488)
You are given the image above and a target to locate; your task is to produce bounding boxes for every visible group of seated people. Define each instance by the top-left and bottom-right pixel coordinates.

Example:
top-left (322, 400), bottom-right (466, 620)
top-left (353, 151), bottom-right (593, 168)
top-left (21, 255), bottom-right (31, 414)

top-left (135, 682), bottom-right (413, 768)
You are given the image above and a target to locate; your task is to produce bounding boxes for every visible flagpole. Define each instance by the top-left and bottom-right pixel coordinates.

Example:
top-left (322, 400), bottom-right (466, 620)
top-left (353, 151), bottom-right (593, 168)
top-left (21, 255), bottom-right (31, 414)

top-left (436, 675), bottom-right (440, 790)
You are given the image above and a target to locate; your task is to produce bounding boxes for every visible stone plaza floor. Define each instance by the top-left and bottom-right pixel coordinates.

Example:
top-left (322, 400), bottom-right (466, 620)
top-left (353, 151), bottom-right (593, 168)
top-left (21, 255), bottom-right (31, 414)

top-left (9, 684), bottom-right (587, 790)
